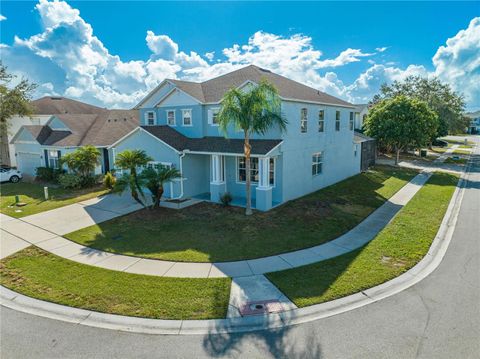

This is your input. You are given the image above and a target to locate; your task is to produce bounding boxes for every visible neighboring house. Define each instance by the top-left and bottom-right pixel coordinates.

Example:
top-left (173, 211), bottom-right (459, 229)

top-left (110, 65), bottom-right (361, 211)
top-left (466, 111), bottom-right (480, 134)
top-left (2, 96), bottom-right (105, 167)
top-left (354, 131), bottom-right (376, 172)
top-left (11, 107), bottom-right (138, 176)
top-left (353, 104), bottom-right (369, 131)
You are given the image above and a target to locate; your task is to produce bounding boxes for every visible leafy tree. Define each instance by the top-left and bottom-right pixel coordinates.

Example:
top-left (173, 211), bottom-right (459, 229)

top-left (217, 80), bottom-right (287, 215)
top-left (60, 145), bottom-right (100, 178)
top-left (141, 165), bottom-right (182, 208)
top-left (0, 62), bottom-right (37, 165)
top-left (371, 76), bottom-right (467, 137)
top-left (365, 96), bottom-right (438, 164)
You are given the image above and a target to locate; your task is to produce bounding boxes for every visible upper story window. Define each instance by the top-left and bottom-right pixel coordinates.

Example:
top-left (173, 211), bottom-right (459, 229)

top-left (182, 109), bottom-right (192, 126)
top-left (300, 108), bottom-right (308, 133)
top-left (209, 108), bottom-right (220, 126)
top-left (335, 111), bottom-right (341, 131)
top-left (237, 157), bottom-right (275, 186)
top-left (349, 112), bottom-right (354, 130)
top-left (166, 110), bottom-right (176, 126)
top-left (312, 152), bottom-right (324, 176)
top-left (146, 111), bottom-right (155, 126)
top-left (318, 110), bottom-right (325, 132)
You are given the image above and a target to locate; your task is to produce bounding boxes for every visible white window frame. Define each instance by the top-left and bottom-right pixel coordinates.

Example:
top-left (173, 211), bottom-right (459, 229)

top-left (48, 150), bottom-right (60, 169)
top-left (146, 111), bottom-right (156, 126)
top-left (300, 108), bottom-right (308, 133)
top-left (349, 112), bottom-right (354, 131)
top-left (318, 110), bottom-right (325, 132)
top-left (335, 111), bottom-right (341, 131)
top-left (236, 157), bottom-right (275, 186)
top-left (182, 109), bottom-right (192, 127)
top-left (166, 110), bottom-right (176, 126)
top-left (209, 108), bottom-right (220, 126)
top-left (312, 152), bottom-right (324, 176)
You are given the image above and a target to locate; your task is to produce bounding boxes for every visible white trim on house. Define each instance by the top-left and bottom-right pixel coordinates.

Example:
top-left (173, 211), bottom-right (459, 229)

top-left (183, 149), bottom-right (264, 157)
top-left (207, 107), bottom-right (220, 126)
top-left (154, 87), bottom-right (202, 108)
top-left (107, 127), bottom-right (181, 154)
top-left (145, 111), bottom-right (156, 126)
top-left (134, 79), bottom-right (171, 109)
top-left (263, 141), bottom-right (283, 157)
top-left (181, 109), bottom-right (193, 127)
top-left (235, 156), bottom-right (276, 187)
top-left (312, 151), bottom-right (324, 176)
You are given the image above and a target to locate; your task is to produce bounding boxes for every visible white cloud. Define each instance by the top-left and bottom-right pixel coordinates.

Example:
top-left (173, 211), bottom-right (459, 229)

top-left (0, 14), bottom-right (6, 21)
top-left (2, 1), bottom-right (478, 110)
top-left (433, 17), bottom-right (480, 108)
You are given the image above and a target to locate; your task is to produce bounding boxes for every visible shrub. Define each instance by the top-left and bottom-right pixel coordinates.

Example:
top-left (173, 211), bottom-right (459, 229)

top-left (35, 167), bottom-right (64, 182)
top-left (220, 192), bottom-right (233, 207)
top-left (103, 172), bottom-right (116, 189)
top-left (80, 175), bottom-right (98, 188)
top-left (58, 173), bottom-right (83, 189)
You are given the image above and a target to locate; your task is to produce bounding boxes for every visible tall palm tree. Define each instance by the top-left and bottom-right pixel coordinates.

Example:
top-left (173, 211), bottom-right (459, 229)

top-left (114, 149), bottom-right (152, 204)
top-left (141, 165), bottom-right (182, 208)
top-left (217, 79), bottom-right (287, 215)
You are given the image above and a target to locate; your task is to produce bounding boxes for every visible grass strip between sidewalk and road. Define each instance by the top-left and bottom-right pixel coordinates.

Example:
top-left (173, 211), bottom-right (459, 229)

top-left (0, 182), bottom-right (109, 218)
top-left (267, 172), bottom-right (458, 308)
top-left (65, 166), bottom-right (418, 262)
top-left (0, 247), bottom-right (231, 320)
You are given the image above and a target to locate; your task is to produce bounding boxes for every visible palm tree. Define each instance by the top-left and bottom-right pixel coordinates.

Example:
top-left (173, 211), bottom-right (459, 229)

top-left (141, 165), bottom-right (182, 208)
top-left (60, 145), bottom-right (100, 177)
top-left (217, 79), bottom-right (287, 215)
top-left (113, 173), bottom-right (147, 207)
top-left (114, 149), bottom-right (152, 205)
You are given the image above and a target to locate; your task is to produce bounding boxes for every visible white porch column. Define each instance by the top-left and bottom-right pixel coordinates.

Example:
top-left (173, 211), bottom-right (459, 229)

top-left (256, 157), bottom-right (273, 211)
top-left (210, 154), bottom-right (226, 203)
top-left (258, 157), bottom-right (270, 189)
top-left (211, 154), bottom-right (224, 184)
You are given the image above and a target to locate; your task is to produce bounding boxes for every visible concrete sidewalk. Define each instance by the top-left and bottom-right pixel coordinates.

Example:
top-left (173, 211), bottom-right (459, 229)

top-left (0, 171), bottom-right (432, 278)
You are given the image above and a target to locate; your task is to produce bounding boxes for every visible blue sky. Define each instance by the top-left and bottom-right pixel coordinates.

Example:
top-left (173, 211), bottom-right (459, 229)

top-left (1, 1), bottom-right (479, 110)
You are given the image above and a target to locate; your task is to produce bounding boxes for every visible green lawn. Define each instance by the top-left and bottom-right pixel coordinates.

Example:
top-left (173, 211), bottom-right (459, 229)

top-left (444, 157), bottom-right (468, 165)
top-left (443, 138), bottom-right (475, 146)
top-left (453, 148), bottom-right (472, 155)
top-left (65, 166), bottom-right (418, 263)
top-left (0, 182), bottom-right (109, 218)
top-left (267, 172), bottom-right (458, 307)
top-left (0, 247), bottom-right (231, 320)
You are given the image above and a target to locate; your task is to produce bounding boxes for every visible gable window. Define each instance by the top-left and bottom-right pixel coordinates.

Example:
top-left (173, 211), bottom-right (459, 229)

top-left (48, 150), bottom-right (60, 169)
top-left (166, 110), bottom-right (176, 126)
top-left (300, 108), bottom-right (308, 133)
top-left (237, 157), bottom-right (275, 186)
top-left (312, 152), bottom-right (324, 176)
top-left (318, 110), bottom-right (325, 132)
top-left (349, 112), bottom-right (354, 130)
top-left (335, 111), bottom-right (341, 131)
top-left (146, 111), bottom-right (155, 126)
top-left (182, 109), bottom-right (192, 126)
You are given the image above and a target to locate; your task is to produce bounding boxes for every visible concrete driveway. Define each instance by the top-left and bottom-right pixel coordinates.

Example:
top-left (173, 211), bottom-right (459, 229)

top-left (20, 191), bottom-right (142, 235)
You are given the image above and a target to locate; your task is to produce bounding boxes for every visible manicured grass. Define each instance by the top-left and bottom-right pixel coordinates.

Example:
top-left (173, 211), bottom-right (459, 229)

top-left (267, 172), bottom-right (458, 307)
top-left (65, 166), bottom-right (418, 263)
top-left (430, 146), bottom-right (448, 154)
top-left (453, 148), bottom-right (472, 155)
top-left (444, 157), bottom-right (468, 165)
top-left (0, 182), bottom-right (108, 218)
top-left (0, 247), bottom-right (231, 320)
top-left (443, 138), bottom-right (475, 146)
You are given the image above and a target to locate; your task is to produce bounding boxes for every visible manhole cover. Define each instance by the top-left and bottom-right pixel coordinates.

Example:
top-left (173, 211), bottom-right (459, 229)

top-left (240, 300), bottom-right (284, 316)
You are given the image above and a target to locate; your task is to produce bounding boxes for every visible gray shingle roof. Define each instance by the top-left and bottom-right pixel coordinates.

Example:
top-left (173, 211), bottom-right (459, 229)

top-left (165, 65), bottom-right (353, 107)
top-left (32, 96), bottom-right (105, 115)
top-left (19, 110), bottom-right (139, 147)
top-left (354, 131), bottom-right (375, 143)
top-left (142, 126), bottom-right (282, 155)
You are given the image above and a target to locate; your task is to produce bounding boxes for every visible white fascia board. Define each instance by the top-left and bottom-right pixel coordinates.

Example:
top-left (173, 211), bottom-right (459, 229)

top-left (154, 86), bottom-right (202, 107)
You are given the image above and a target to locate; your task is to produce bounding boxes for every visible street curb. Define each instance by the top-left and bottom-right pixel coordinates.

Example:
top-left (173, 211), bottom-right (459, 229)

top-left (0, 160), bottom-right (470, 335)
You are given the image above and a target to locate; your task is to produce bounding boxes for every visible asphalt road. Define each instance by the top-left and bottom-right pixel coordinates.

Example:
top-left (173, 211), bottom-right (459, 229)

top-left (1, 137), bottom-right (479, 359)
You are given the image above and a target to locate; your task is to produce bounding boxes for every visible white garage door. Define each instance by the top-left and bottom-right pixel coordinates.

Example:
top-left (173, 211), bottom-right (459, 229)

top-left (17, 152), bottom-right (42, 176)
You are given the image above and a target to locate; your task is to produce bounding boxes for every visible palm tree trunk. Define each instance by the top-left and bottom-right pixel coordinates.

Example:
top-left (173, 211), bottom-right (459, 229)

top-left (155, 185), bottom-right (164, 208)
top-left (244, 130), bottom-right (252, 216)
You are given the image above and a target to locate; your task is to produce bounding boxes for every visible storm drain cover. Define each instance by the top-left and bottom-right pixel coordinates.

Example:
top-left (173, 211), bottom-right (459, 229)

top-left (240, 300), bottom-right (284, 316)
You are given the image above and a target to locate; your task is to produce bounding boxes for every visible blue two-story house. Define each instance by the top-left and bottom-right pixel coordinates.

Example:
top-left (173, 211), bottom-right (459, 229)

top-left (110, 65), bottom-right (361, 211)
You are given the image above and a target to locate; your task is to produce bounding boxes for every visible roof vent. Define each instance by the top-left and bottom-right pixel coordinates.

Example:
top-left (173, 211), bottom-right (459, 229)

top-left (50, 97), bottom-right (63, 100)
top-left (114, 119), bottom-right (117, 122)
top-left (124, 118), bottom-right (127, 121)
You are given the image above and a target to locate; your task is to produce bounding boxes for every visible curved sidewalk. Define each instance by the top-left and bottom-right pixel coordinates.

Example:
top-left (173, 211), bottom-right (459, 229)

top-left (1, 171), bottom-right (432, 278)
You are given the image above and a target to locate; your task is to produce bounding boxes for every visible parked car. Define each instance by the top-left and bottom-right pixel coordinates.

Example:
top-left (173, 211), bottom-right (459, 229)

top-left (432, 139), bottom-right (448, 147)
top-left (0, 167), bottom-right (22, 183)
